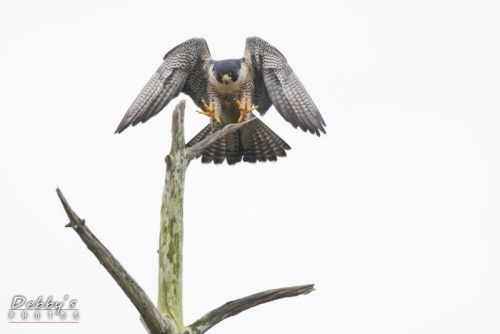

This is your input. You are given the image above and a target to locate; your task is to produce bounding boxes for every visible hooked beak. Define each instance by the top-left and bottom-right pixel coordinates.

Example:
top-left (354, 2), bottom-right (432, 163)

top-left (222, 74), bottom-right (231, 85)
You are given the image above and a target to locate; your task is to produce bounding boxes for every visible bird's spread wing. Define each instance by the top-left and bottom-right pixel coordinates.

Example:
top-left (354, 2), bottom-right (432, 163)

top-left (115, 38), bottom-right (211, 133)
top-left (244, 37), bottom-right (326, 136)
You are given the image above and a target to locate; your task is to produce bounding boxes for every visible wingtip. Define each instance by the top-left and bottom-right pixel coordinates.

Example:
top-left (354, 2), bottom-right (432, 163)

top-left (114, 126), bottom-right (124, 134)
top-left (114, 121), bottom-right (131, 134)
top-left (312, 124), bottom-right (327, 137)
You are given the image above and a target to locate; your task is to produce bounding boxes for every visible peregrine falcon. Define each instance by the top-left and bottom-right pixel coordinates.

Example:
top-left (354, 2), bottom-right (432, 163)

top-left (115, 37), bottom-right (326, 164)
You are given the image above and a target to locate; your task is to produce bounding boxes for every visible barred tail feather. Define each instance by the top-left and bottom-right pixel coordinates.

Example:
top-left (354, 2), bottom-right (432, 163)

top-left (253, 129), bottom-right (267, 162)
top-left (212, 134), bottom-right (226, 164)
top-left (187, 124), bottom-right (214, 160)
top-left (259, 121), bottom-right (290, 157)
top-left (186, 118), bottom-right (291, 165)
top-left (247, 124), bottom-right (274, 162)
top-left (225, 131), bottom-right (243, 165)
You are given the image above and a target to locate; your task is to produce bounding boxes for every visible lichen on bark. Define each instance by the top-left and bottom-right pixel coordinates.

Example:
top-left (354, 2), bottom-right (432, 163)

top-left (58, 99), bottom-right (314, 334)
top-left (158, 101), bottom-right (189, 332)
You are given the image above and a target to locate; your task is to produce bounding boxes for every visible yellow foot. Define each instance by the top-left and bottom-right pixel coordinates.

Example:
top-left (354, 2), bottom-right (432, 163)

top-left (236, 95), bottom-right (258, 123)
top-left (197, 99), bottom-right (221, 123)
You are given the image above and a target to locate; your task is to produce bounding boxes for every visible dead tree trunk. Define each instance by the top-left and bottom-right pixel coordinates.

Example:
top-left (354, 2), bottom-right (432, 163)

top-left (57, 100), bottom-right (314, 334)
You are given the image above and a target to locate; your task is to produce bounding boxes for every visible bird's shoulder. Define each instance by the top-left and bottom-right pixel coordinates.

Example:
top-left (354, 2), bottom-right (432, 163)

top-left (162, 38), bottom-right (212, 64)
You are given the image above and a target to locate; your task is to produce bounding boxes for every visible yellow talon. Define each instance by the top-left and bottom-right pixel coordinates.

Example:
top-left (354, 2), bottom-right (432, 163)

top-left (197, 99), bottom-right (221, 123)
top-left (236, 95), bottom-right (258, 123)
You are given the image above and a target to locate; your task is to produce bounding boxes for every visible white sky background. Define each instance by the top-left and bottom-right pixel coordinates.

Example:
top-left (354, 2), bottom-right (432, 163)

top-left (1, 0), bottom-right (499, 333)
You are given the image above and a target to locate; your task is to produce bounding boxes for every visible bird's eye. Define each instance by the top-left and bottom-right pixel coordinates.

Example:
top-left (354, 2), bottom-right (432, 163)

top-left (230, 71), bottom-right (233, 75)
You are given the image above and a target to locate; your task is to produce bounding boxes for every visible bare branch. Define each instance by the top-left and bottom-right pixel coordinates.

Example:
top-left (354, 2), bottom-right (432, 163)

top-left (141, 316), bottom-right (153, 334)
top-left (56, 188), bottom-right (173, 334)
top-left (56, 100), bottom-right (314, 334)
top-left (186, 284), bottom-right (315, 334)
top-left (187, 118), bottom-right (256, 159)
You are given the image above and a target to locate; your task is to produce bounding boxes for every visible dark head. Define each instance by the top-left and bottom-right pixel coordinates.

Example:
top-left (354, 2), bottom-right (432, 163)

top-left (212, 59), bottom-right (242, 85)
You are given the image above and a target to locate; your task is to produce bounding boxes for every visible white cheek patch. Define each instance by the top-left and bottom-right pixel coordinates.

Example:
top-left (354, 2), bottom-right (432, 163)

top-left (237, 65), bottom-right (248, 82)
top-left (208, 72), bottom-right (220, 86)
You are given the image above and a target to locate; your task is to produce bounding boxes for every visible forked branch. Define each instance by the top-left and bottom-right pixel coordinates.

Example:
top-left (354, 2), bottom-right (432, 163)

top-left (57, 100), bottom-right (314, 334)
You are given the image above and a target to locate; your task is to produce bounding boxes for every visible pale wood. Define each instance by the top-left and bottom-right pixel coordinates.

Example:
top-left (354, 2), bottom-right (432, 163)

top-left (56, 188), bottom-right (173, 334)
top-left (57, 100), bottom-right (314, 334)
top-left (186, 284), bottom-right (315, 334)
top-left (157, 100), bottom-right (188, 332)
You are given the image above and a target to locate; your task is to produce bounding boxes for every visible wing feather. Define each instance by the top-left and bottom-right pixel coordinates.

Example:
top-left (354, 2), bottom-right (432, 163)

top-left (245, 37), bottom-right (326, 136)
top-left (115, 38), bottom-right (211, 133)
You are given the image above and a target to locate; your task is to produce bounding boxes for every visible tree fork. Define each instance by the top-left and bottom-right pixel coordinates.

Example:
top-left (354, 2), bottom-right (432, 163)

top-left (57, 100), bottom-right (314, 334)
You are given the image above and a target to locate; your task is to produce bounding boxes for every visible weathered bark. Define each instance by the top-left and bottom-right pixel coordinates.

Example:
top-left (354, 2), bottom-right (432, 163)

top-left (157, 100), bottom-right (189, 332)
top-left (57, 100), bottom-right (315, 334)
top-left (186, 284), bottom-right (315, 334)
top-left (56, 188), bottom-right (173, 334)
